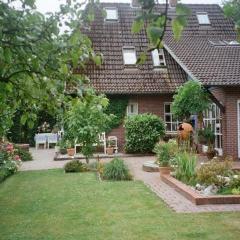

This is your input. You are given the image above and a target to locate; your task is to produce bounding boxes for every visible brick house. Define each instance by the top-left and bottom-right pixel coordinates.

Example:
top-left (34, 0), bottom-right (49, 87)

top-left (79, 1), bottom-right (240, 159)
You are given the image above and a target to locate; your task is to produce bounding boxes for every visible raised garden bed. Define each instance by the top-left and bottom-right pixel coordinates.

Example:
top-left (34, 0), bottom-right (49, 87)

top-left (161, 174), bottom-right (240, 205)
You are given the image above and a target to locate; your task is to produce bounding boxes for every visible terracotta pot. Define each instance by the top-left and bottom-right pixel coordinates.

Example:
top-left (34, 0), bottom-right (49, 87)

top-left (159, 166), bottom-right (172, 176)
top-left (67, 148), bottom-right (75, 156)
top-left (206, 150), bottom-right (216, 160)
top-left (106, 147), bottom-right (114, 155)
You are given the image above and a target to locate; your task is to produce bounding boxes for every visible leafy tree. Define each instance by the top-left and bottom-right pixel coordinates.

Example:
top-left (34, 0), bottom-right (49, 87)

top-left (223, 0), bottom-right (240, 41)
top-left (0, 0), bottom-right (100, 138)
top-left (132, 0), bottom-right (191, 63)
top-left (64, 89), bottom-right (111, 163)
top-left (171, 80), bottom-right (210, 125)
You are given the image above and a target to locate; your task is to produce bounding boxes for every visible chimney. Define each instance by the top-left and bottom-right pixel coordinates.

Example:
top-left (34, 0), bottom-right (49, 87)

top-left (131, 0), bottom-right (141, 8)
top-left (169, 0), bottom-right (178, 8)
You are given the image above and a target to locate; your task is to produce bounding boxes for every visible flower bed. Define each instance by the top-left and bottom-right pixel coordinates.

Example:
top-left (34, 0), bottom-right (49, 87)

top-left (161, 174), bottom-right (240, 205)
top-left (0, 143), bottom-right (22, 183)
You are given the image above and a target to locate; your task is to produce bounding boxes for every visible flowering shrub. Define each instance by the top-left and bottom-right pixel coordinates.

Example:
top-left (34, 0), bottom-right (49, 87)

top-left (37, 121), bottom-right (51, 133)
top-left (0, 143), bottom-right (22, 183)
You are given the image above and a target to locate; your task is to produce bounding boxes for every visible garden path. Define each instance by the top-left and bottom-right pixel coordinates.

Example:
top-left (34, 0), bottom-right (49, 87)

top-left (20, 149), bottom-right (240, 213)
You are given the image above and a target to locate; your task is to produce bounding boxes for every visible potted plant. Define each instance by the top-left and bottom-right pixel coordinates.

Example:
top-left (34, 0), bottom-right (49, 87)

top-left (198, 127), bottom-right (216, 160)
top-left (153, 140), bottom-right (177, 177)
top-left (106, 139), bottom-right (115, 155)
top-left (66, 140), bottom-right (75, 157)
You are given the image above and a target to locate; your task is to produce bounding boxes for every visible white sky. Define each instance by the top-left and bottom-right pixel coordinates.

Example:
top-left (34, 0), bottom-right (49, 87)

top-left (35, 0), bottom-right (224, 14)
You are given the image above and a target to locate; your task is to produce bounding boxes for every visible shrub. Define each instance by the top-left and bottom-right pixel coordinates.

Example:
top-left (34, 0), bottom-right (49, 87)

top-left (154, 140), bottom-right (178, 167)
top-left (0, 168), bottom-right (12, 183)
top-left (64, 160), bottom-right (89, 173)
top-left (102, 158), bottom-right (132, 181)
top-left (125, 113), bottom-right (165, 153)
top-left (196, 159), bottom-right (232, 187)
top-left (14, 146), bottom-right (33, 161)
top-left (174, 152), bottom-right (197, 185)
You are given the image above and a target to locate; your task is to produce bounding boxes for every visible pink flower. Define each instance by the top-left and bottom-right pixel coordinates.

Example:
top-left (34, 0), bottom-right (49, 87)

top-left (6, 144), bottom-right (14, 152)
top-left (14, 155), bottom-right (21, 161)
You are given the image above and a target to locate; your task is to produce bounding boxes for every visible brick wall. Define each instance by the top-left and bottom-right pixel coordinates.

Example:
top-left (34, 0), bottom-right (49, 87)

top-left (211, 87), bottom-right (240, 160)
top-left (107, 94), bottom-right (173, 152)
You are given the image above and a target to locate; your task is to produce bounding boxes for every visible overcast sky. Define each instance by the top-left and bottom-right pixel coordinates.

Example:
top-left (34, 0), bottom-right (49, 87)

top-left (35, 0), bottom-right (224, 14)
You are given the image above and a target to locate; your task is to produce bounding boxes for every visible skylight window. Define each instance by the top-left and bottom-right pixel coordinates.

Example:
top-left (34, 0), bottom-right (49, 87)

top-left (105, 8), bottom-right (118, 21)
top-left (197, 12), bottom-right (210, 25)
top-left (151, 49), bottom-right (166, 67)
top-left (123, 47), bottom-right (137, 65)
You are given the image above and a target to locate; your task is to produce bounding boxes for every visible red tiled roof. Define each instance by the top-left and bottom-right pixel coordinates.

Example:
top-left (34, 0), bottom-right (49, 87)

top-left (79, 3), bottom-right (239, 94)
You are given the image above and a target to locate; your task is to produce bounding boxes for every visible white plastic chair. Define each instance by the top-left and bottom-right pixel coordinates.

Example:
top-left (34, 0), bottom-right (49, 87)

top-left (35, 134), bottom-right (47, 149)
top-left (99, 132), bottom-right (106, 154)
top-left (47, 133), bottom-right (58, 149)
top-left (108, 136), bottom-right (118, 154)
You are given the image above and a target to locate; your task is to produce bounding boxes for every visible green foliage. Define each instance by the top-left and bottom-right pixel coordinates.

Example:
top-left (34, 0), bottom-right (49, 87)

top-left (172, 80), bottom-right (210, 121)
top-left (14, 146), bottom-right (33, 162)
top-left (174, 152), bottom-right (197, 185)
top-left (64, 89), bottom-right (111, 161)
top-left (196, 159), bottom-right (232, 187)
top-left (64, 160), bottom-right (89, 173)
top-left (154, 140), bottom-right (178, 167)
top-left (223, 0), bottom-right (240, 41)
top-left (102, 158), bottom-right (132, 181)
top-left (198, 127), bottom-right (215, 147)
top-left (132, 1), bottom-right (191, 63)
top-left (0, 168), bottom-right (12, 183)
top-left (125, 113), bottom-right (165, 153)
top-left (104, 97), bottom-right (128, 131)
top-left (0, 0), bottom-right (99, 138)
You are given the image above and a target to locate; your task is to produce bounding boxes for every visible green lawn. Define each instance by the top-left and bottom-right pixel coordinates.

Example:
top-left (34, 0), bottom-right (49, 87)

top-left (0, 170), bottom-right (240, 240)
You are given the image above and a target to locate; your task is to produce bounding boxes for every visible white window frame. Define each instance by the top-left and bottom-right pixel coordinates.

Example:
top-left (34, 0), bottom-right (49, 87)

top-left (203, 103), bottom-right (223, 154)
top-left (197, 12), bottom-right (210, 25)
top-left (122, 47), bottom-right (137, 65)
top-left (164, 102), bottom-right (180, 133)
top-left (151, 49), bottom-right (166, 68)
top-left (104, 7), bottom-right (118, 21)
top-left (127, 102), bottom-right (138, 116)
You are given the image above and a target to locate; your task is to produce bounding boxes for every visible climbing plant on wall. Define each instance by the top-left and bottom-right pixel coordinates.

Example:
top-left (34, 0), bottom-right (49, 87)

top-left (104, 97), bottom-right (129, 131)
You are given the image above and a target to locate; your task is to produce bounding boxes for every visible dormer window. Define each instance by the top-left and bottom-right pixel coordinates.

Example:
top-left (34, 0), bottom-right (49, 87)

top-left (105, 8), bottom-right (118, 21)
top-left (151, 49), bottom-right (166, 67)
top-left (197, 12), bottom-right (210, 25)
top-left (123, 47), bottom-right (137, 65)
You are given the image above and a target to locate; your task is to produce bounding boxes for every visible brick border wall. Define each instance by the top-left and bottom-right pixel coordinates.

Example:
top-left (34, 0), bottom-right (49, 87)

top-left (107, 94), bottom-right (173, 151)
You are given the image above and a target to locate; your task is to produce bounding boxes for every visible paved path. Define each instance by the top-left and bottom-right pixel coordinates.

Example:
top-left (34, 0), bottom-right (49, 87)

top-left (21, 149), bottom-right (240, 213)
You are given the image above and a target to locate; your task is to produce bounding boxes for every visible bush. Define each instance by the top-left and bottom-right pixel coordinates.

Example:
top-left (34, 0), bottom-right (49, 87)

top-left (174, 152), bottom-right (197, 185)
top-left (102, 158), bottom-right (132, 181)
top-left (196, 159), bottom-right (232, 187)
top-left (64, 160), bottom-right (89, 173)
top-left (154, 140), bottom-right (177, 167)
top-left (14, 146), bottom-right (33, 161)
top-left (0, 168), bottom-right (12, 183)
top-left (125, 113), bottom-right (165, 153)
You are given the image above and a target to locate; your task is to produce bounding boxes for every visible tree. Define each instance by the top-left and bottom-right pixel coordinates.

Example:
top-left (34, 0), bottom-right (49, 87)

top-left (171, 80), bottom-right (210, 125)
top-left (0, 0), bottom-right (101, 138)
top-left (64, 89), bottom-right (111, 163)
top-left (223, 0), bottom-right (240, 41)
top-left (131, 0), bottom-right (191, 63)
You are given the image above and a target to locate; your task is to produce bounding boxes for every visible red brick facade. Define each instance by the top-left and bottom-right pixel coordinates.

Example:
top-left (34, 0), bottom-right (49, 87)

top-left (107, 94), bottom-right (172, 152)
top-left (211, 87), bottom-right (240, 160)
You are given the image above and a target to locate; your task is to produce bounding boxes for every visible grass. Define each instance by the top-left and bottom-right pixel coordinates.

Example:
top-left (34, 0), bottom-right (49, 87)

top-left (0, 170), bottom-right (240, 240)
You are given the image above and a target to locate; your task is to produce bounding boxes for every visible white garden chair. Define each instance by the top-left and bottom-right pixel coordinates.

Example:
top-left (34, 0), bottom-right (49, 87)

top-left (35, 134), bottom-right (47, 149)
top-left (47, 133), bottom-right (58, 149)
top-left (107, 136), bottom-right (118, 154)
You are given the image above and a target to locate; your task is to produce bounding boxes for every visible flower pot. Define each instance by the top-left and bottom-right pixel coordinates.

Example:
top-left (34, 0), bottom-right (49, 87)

top-left (67, 148), bottom-right (75, 157)
top-left (159, 166), bottom-right (172, 176)
top-left (206, 150), bottom-right (216, 160)
top-left (106, 147), bottom-right (114, 155)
